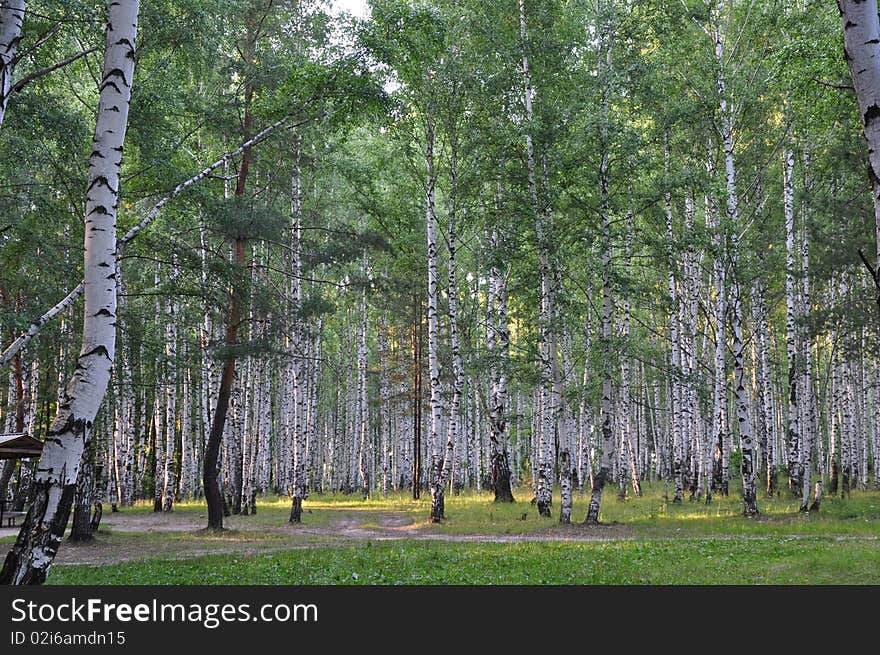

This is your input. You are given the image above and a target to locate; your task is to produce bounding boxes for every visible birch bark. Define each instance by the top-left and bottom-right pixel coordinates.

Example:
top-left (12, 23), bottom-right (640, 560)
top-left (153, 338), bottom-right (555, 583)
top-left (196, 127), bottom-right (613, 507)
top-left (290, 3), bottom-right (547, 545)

top-left (1, 0), bottom-right (139, 584)
top-left (714, 13), bottom-right (758, 516)
top-left (488, 206), bottom-right (515, 503)
top-left (783, 148), bottom-right (802, 495)
top-left (839, 1), bottom-right (880, 269)
top-left (584, 0), bottom-right (616, 526)
top-left (519, 0), bottom-right (553, 517)
top-left (0, 0), bottom-right (25, 130)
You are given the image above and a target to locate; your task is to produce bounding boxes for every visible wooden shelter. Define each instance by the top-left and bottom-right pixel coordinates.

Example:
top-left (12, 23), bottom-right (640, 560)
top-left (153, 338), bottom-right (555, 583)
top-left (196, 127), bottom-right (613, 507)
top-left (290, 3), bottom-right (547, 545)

top-left (0, 433), bottom-right (41, 526)
top-left (0, 433), bottom-right (43, 460)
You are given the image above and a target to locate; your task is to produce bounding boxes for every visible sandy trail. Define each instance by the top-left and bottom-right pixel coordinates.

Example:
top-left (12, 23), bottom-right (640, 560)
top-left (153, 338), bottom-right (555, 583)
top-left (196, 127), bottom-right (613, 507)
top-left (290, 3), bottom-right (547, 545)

top-left (33, 510), bottom-right (632, 567)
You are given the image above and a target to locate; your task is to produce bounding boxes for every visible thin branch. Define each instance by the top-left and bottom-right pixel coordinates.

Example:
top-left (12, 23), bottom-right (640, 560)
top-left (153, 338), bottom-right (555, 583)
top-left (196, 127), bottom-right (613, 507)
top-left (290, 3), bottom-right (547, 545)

top-left (0, 115), bottom-right (297, 370)
top-left (812, 77), bottom-right (854, 92)
top-left (11, 45), bottom-right (99, 95)
top-left (118, 114), bottom-right (297, 248)
top-left (11, 22), bottom-right (61, 65)
top-left (0, 283), bottom-right (83, 369)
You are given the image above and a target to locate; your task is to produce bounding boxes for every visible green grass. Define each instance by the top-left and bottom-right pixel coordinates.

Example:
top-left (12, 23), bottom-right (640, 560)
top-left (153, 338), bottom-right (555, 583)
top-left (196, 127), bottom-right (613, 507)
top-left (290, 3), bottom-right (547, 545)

top-left (106, 496), bottom-right (339, 528)
top-left (4, 484), bottom-right (880, 584)
top-left (48, 537), bottom-right (880, 585)
top-left (345, 484), bottom-right (880, 538)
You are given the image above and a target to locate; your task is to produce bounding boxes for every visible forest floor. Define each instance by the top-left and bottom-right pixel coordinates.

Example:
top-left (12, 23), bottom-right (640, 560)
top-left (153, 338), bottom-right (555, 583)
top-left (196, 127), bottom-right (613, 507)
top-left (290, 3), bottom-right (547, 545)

top-left (48, 508), bottom-right (637, 567)
top-left (3, 486), bottom-right (879, 583)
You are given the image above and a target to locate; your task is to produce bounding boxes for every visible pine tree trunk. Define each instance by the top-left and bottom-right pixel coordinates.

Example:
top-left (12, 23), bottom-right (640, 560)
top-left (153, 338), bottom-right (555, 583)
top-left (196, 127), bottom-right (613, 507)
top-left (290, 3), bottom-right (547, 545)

top-left (0, 0), bottom-right (139, 584)
top-left (205, 15), bottom-right (256, 529)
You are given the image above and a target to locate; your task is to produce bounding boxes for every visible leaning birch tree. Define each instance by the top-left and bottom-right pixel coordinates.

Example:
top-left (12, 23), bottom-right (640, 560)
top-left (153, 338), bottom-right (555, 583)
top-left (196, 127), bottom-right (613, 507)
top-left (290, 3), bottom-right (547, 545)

top-left (0, 0), bottom-right (140, 585)
top-left (839, 0), bottom-right (880, 275)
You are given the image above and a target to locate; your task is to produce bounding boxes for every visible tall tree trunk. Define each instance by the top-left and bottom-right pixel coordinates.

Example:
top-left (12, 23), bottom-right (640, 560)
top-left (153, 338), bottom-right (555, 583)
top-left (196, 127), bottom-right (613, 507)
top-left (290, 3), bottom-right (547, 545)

top-left (357, 241), bottom-right (370, 499)
top-left (0, 0), bottom-right (25, 130)
top-left (411, 296), bottom-right (422, 500)
top-left (665, 137), bottom-right (684, 504)
top-left (488, 189), bottom-right (514, 503)
top-left (578, 305), bottom-right (594, 494)
top-left (585, 1), bottom-right (615, 526)
top-left (783, 148), bottom-right (802, 496)
top-left (520, 0), bottom-right (554, 517)
top-left (1, 0), bottom-right (139, 584)
top-left (162, 288), bottom-right (178, 512)
top-left (839, 1), bottom-right (880, 286)
top-left (800, 155), bottom-right (821, 511)
top-left (619, 199), bottom-right (640, 499)
top-left (425, 108), bottom-right (446, 522)
top-left (0, 327), bottom-right (24, 503)
top-left (706, 153), bottom-right (727, 501)
top-left (379, 316), bottom-right (391, 494)
top-left (288, 131), bottom-right (308, 521)
top-left (205, 15), bottom-right (256, 529)
top-left (714, 12), bottom-right (757, 516)
top-left (437, 132), bottom-right (463, 513)
top-left (68, 438), bottom-right (95, 542)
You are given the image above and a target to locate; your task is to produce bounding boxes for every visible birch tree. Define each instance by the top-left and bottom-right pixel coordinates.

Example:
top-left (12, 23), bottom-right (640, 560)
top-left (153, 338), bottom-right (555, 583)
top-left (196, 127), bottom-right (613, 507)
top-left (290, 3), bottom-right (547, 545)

top-left (0, 0), bottom-right (140, 584)
top-left (0, 0), bottom-right (24, 130)
top-left (839, 0), bottom-right (880, 278)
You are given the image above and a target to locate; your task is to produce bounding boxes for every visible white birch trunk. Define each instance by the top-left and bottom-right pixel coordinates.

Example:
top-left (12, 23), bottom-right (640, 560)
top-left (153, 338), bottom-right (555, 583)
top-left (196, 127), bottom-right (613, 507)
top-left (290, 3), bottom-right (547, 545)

top-left (839, 1), bottom-right (880, 272)
top-left (665, 137), bottom-right (684, 503)
top-left (288, 136), bottom-right (308, 520)
top-left (519, 0), bottom-right (554, 517)
top-left (0, 0), bottom-right (24, 130)
top-left (714, 13), bottom-right (757, 515)
top-left (619, 200), bottom-right (640, 499)
top-left (800, 158), bottom-right (821, 511)
top-left (783, 148), bottom-right (802, 495)
top-left (1, 0), bottom-right (139, 584)
top-left (162, 289), bottom-right (178, 512)
top-left (357, 247), bottom-right (370, 498)
top-left (437, 139), bottom-right (463, 509)
top-left (379, 316), bottom-right (390, 494)
top-left (584, 0), bottom-right (616, 525)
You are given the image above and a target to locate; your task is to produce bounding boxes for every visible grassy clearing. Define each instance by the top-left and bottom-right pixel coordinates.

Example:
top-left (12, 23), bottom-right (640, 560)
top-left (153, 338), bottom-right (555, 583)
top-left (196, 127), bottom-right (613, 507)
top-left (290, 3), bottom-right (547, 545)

top-left (5, 484), bottom-right (880, 584)
top-left (49, 537), bottom-right (880, 585)
top-left (343, 484), bottom-right (880, 538)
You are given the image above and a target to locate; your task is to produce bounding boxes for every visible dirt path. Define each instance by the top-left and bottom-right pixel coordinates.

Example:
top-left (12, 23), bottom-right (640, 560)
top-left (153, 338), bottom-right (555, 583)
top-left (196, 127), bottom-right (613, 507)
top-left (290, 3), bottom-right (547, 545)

top-left (41, 510), bottom-right (635, 567)
top-left (5, 509), bottom-right (871, 568)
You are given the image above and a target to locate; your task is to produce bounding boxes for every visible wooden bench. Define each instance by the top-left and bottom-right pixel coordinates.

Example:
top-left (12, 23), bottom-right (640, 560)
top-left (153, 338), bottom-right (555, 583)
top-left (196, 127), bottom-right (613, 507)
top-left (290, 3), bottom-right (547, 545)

top-left (4, 511), bottom-right (25, 527)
